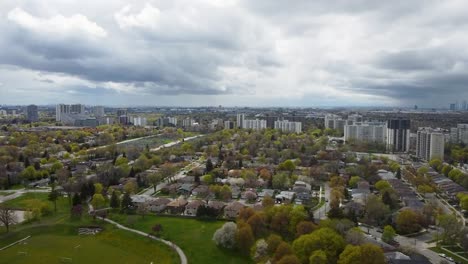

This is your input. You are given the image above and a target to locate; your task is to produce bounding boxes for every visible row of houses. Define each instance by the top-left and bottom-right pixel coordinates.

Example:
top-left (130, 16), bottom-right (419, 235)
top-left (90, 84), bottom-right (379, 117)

top-left (131, 195), bottom-right (259, 219)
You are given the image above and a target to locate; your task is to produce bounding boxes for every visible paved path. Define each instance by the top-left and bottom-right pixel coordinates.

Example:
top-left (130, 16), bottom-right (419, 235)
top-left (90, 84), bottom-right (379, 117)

top-left (150, 135), bottom-right (204, 152)
top-left (313, 183), bottom-right (330, 220)
top-left (87, 134), bottom-right (163, 152)
top-left (98, 217), bottom-right (188, 264)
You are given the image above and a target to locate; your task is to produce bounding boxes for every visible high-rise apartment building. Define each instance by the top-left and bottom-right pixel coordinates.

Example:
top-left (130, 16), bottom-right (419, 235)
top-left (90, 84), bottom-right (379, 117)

top-left (236, 114), bottom-right (245, 129)
top-left (344, 122), bottom-right (387, 143)
top-left (274, 120), bottom-right (302, 133)
top-left (70, 104), bottom-right (84, 114)
top-left (416, 128), bottom-right (445, 161)
top-left (450, 124), bottom-right (468, 144)
top-left (243, 119), bottom-right (267, 130)
top-left (56, 104), bottom-right (70, 121)
top-left (26, 104), bottom-right (39, 122)
top-left (387, 119), bottom-right (410, 152)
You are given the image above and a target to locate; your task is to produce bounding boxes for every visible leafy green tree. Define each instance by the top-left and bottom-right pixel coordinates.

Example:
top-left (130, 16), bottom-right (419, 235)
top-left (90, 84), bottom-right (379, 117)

top-left (382, 225), bottom-right (396, 243)
top-left (236, 223), bottom-right (255, 255)
top-left (110, 191), bottom-right (120, 209)
top-left (437, 214), bottom-right (463, 243)
top-left (148, 173), bottom-right (162, 192)
top-left (91, 194), bottom-right (105, 209)
top-left (396, 209), bottom-right (422, 234)
top-left (292, 227), bottom-right (345, 264)
top-left (338, 244), bottom-right (385, 264)
top-left (429, 159), bottom-right (442, 170)
top-left (72, 193), bottom-right (81, 206)
top-left (348, 176), bottom-right (361, 188)
top-left (374, 180), bottom-right (391, 191)
top-left (48, 184), bottom-right (60, 212)
top-left (121, 192), bottom-right (133, 213)
top-left (309, 250), bottom-right (327, 264)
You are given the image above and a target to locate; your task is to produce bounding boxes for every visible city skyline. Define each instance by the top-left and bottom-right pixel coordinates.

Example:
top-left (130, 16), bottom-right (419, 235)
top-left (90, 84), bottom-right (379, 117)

top-left (2, 1), bottom-right (468, 107)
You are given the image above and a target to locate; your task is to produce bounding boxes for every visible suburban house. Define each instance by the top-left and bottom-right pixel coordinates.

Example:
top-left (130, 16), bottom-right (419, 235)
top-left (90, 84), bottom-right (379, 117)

top-left (224, 201), bottom-right (245, 218)
top-left (148, 198), bottom-right (171, 213)
top-left (192, 185), bottom-right (209, 197)
top-left (207, 200), bottom-right (225, 214)
top-left (166, 198), bottom-right (188, 214)
top-left (185, 200), bottom-right (205, 216)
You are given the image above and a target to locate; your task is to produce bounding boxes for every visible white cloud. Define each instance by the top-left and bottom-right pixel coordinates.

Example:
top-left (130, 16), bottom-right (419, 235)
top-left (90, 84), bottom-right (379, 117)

top-left (7, 7), bottom-right (107, 38)
top-left (114, 4), bottom-right (161, 30)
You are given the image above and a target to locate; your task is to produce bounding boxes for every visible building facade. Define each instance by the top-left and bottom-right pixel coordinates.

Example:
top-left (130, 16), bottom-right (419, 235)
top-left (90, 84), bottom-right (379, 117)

top-left (416, 128), bottom-right (445, 161)
top-left (450, 124), bottom-right (468, 144)
top-left (236, 114), bottom-right (245, 129)
top-left (387, 119), bottom-right (411, 152)
top-left (344, 122), bottom-right (387, 143)
top-left (274, 120), bottom-right (302, 133)
top-left (26, 105), bottom-right (39, 122)
top-left (243, 119), bottom-right (267, 130)
top-left (56, 104), bottom-right (70, 122)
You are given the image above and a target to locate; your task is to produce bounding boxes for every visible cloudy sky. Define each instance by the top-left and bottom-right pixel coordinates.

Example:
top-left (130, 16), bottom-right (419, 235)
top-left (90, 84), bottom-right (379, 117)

top-left (1, 0), bottom-right (468, 107)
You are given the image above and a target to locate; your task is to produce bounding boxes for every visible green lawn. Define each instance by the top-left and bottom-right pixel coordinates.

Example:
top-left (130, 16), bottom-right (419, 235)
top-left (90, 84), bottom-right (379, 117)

top-left (0, 192), bottom-right (14, 196)
top-left (2, 193), bottom-right (51, 208)
top-left (110, 214), bottom-right (252, 264)
top-left (430, 246), bottom-right (468, 264)
top-left (0, 224), bottom-right (178, 264)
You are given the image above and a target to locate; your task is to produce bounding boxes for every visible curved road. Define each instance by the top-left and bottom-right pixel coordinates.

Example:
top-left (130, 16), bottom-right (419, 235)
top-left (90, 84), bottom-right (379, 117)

top-left (99, 217), bottom-right (188, 264)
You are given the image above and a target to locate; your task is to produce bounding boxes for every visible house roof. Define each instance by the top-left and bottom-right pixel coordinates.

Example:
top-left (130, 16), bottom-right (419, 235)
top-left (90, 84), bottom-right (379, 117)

top-left (167, 198), bottom-right (188, 207)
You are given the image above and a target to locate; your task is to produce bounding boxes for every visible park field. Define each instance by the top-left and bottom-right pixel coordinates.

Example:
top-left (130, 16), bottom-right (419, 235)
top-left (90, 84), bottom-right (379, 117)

top-left (110, 214), bottom-right (252, 264)
top-left (0, 224), bottom-right (179, 264)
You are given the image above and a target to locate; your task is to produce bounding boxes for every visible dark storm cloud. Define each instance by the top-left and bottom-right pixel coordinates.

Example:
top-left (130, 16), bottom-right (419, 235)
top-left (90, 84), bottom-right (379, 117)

top-left (375, 49), bottom-right (461, 72)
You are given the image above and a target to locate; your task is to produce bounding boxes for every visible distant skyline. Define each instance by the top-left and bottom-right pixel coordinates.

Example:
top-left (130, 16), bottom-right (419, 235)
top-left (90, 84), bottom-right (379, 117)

top-left (1, 1), bottom-right (468, 107)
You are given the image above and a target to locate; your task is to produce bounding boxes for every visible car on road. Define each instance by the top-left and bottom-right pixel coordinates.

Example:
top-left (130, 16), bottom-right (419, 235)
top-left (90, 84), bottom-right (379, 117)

top-left (438, 253), bottom-right (446, 258)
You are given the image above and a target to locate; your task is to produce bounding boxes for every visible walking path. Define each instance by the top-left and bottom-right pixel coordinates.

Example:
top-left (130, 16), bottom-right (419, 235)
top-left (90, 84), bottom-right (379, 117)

top-left (98, 217), bottom-right (188, 264)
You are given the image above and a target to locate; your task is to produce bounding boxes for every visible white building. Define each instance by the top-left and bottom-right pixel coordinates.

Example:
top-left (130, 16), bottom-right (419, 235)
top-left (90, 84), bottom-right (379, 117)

top-left (274, 120), bottom-right (302, 133)
top-left (70, 104), bottom-right (84, 114)
top-left (416, 128), bottom-right (445, 161)
top-left (56, 104), bottom-right (70, 122)
top-left (450, 124), bottom-right (468, 144)
top-left (182, 118), bottom-right (195, 127)
top-left (324, 114), bottom-right (347, 133)
top-left (243, 119), bottom-right (267, 130)
top-left (344, 122), bottom-right (387, 143)
top-left (131, 116), bottom-right (147, 126)
top-left (236, 114), bottom-right (245, 129)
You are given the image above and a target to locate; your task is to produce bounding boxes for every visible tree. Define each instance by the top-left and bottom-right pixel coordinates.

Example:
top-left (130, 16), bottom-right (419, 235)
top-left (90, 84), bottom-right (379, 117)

top-left (374, 180), bottom-right (391, 192)
top-left (382, 225), bottom-right (396, 243)
top-left (437, 214), bottom-right (463, 243)
top-left (338, 244), bottom-right (385, 264)
top-left (363, 195), bottom-right (389, 226)
top-left (345, 228), bottom-right (365, 246)
top-left (247, 213), bottom-right (266, 238)
top-left (279, 160), bottom-right (296, 173)
top-left (274, 242), bottom-right (294, 262)
top-left (251, 239), bottom-right (268, 262)
top-left (309, 250), bottom-right (328, 264)
top-left (110, 191), bottom-right (120, 209)
top-left (236, 223), bottom-right (255, 255)
top-left (0, 206), bottom-right (18, 232)
top-left (396, 209), bottom-right (422, 234)
top-left (124, 181), bottom-right (138, 194)
top-left (348, 176), bottom-right (361, 189)
top-left (72, 193), bottom-right (81, 206)
top-left (212, 222), bottom-right (237, 249)
top-left (91, 194), bottom-right (105, 210)
top-left (292, 228), bottom-right (345, 264)
top-left (48, 183), bottom-right (60, 212)
top-left (148, 173), bottom-right (162, 192)
top-left (395, 168), bottom-right (401, 179)
top-left (121, 192), bottom-right (133, 212)
top-left (206, 159), bottom-right (214, 172)
top-left (128, 167), bottom-right (136, 178)
top-left (429, 159), bottom-right (442, 170)
top-left (267, 234), bottom-right (283, 255)
top-left (277, 255), bottom-right (301, 264)
top-left (137, 203), bottom-right (148, 219)
top-left (272, 172), bottom-right (290, 189)
top-left (296, 221), bottom-right (317, 237)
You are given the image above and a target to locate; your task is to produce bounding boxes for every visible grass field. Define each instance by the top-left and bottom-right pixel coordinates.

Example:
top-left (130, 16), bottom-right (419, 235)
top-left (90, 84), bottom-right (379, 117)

top-left (0, 224), bottom-right (178, 264)
top-left (0, 192), bottom-right (14, 196)
top-left (430, 246), bottom-right (468, 264)
top-left (110, 214), bottom-right (252, 264)
top-left (2, 193), bottom-right (51, 208)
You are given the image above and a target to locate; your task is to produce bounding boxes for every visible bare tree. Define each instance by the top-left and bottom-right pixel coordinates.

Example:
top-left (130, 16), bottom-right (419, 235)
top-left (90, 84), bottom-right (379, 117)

top-left (0, 206), bottom-right (18, 233)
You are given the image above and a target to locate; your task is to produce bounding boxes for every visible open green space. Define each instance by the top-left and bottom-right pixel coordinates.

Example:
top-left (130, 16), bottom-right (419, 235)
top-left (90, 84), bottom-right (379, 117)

top-left (0, 192), bottom-right (14, 196)
top-left (430, 246), bottom-right (468, 264)
top-left (110, 214), bottom-right (252, 264)
top-left (0, 224), bottom-right (178, 264)
top-left (2, 193), bottom-right (50, 208)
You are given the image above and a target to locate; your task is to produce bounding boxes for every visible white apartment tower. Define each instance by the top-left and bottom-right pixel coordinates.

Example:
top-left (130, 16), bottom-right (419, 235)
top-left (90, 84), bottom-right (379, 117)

top-left (236, 114), bottom-right (245, 129)
top-left (56, 104), bottom-right (70, 122)
top-left (274, 120), bottom-right (302, 133)
top-left (416, 128), bottom-right (445, 161)
top-left (344, 122), bottom-right (387, 143)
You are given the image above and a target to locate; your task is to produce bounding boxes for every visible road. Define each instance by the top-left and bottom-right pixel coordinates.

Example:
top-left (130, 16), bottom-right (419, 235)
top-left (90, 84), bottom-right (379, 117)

top-left (87, 133), bottom-right (163, 152)
top-left (362, 225), bottom-right (444, 264)
top-left (313, 183), bottom-right (330, 220)
top-left (150, 135), bottom-right (204, 152)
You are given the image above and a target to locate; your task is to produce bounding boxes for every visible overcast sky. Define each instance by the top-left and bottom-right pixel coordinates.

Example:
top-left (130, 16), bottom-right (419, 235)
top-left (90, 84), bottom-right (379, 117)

top-left (1, 0), bottom-right (468, 107)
